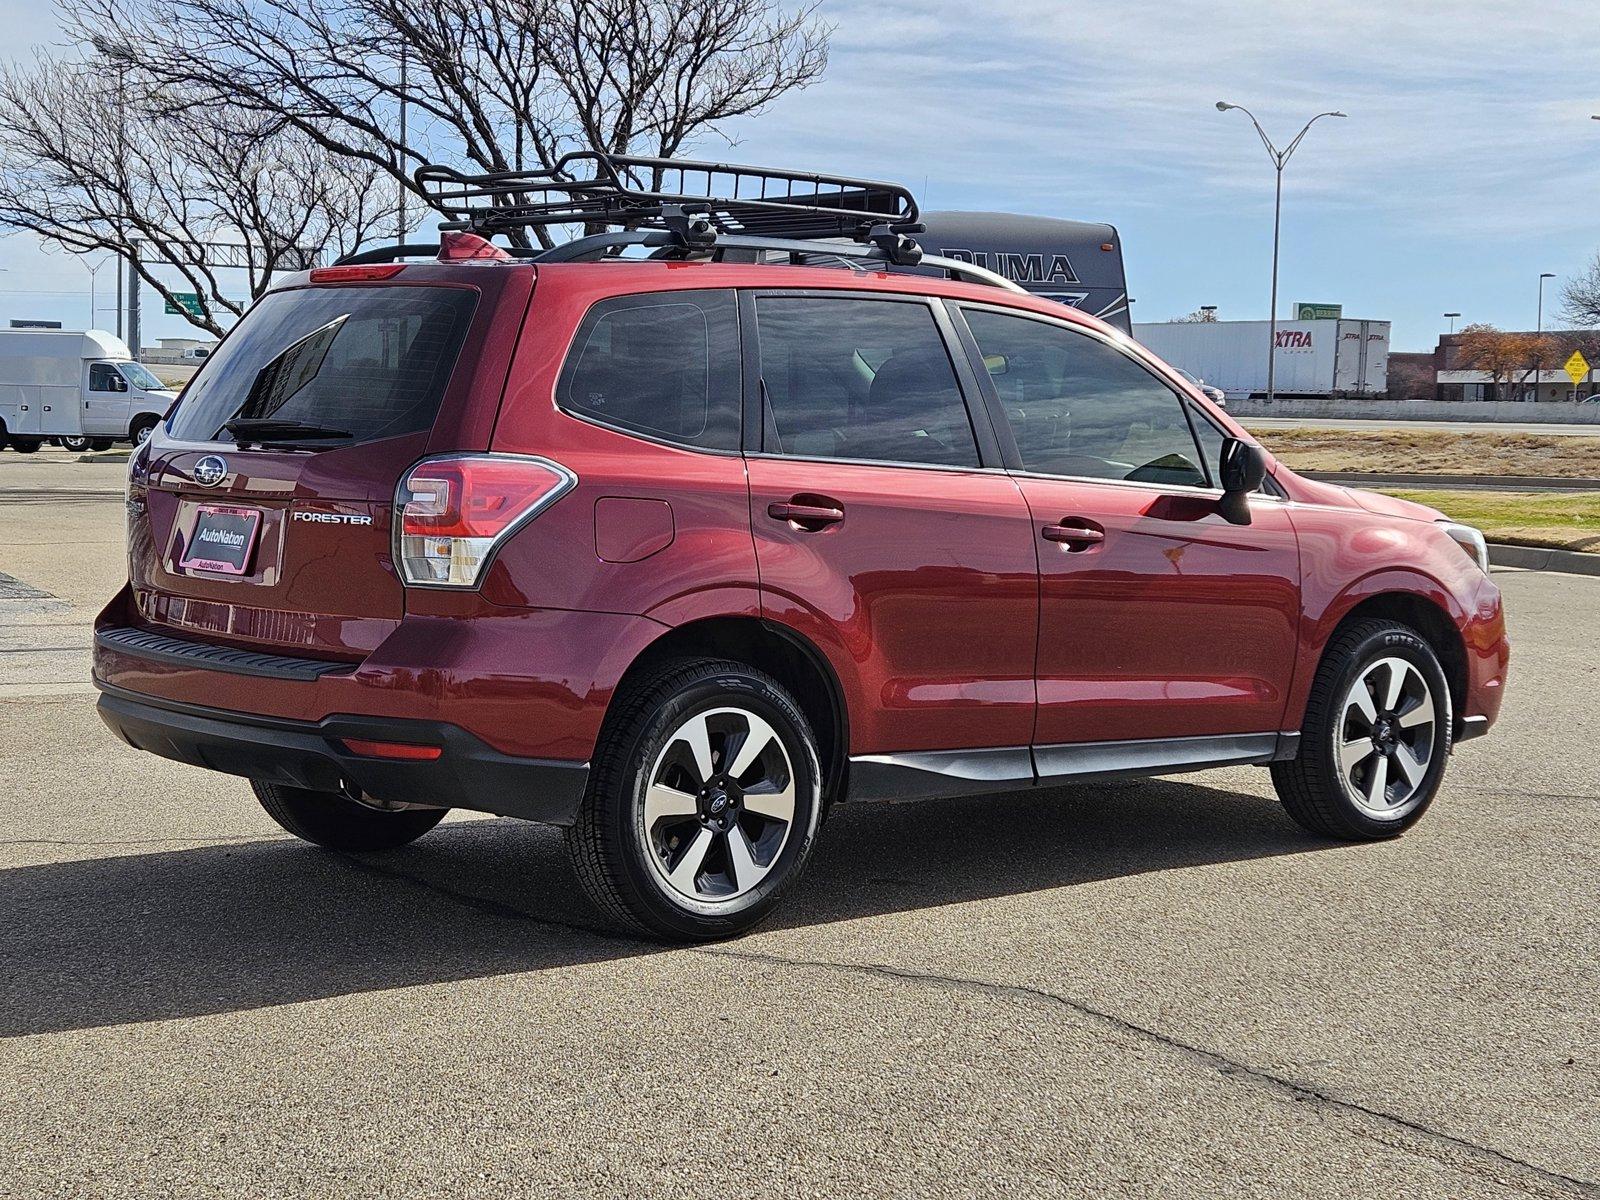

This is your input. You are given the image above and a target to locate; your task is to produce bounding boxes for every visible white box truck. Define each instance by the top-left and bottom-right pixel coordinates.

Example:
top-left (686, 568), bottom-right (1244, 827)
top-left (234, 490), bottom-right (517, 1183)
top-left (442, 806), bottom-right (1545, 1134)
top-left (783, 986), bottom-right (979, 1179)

top-left (0, 329), bottom-right (177, 453)
top-left (1131, 318), bottom-right (1391, 399)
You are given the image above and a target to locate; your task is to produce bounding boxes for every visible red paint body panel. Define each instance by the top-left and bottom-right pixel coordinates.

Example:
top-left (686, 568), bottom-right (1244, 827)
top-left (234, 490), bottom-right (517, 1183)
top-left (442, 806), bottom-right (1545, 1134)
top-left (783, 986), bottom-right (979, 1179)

top-left (1017, 481), bottom-right (1301, 744)
top-left (96, 256), bottom-right (1510, 787)
top-left (746, 457), bottom-right (1038, 754)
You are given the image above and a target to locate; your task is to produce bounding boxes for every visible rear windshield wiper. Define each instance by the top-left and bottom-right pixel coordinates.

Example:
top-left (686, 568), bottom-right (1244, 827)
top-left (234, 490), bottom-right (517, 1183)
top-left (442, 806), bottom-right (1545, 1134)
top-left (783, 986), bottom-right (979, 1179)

top-left (222, 418), bottom-right (353, 447)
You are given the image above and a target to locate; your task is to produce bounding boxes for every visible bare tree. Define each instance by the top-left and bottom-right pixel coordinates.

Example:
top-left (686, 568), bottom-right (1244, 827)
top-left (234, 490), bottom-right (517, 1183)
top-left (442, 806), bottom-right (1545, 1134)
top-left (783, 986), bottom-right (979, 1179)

top-left (0, 57), bottom-right (395, 335)
top-left (69, 0), bottom-right (831, 248)
top-left (1170, 307), bottom-right (1219, 323)
top-left (1455, 323), bottom-right (1560, 401)
top-left (1560, 252), bottom-right (1600, 328)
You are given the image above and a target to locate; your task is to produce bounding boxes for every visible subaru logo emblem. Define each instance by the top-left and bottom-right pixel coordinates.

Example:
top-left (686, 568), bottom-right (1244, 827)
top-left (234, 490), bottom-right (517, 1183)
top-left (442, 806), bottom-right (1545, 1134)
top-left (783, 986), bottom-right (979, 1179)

top-left (193, 455), bottom-right (227, 487)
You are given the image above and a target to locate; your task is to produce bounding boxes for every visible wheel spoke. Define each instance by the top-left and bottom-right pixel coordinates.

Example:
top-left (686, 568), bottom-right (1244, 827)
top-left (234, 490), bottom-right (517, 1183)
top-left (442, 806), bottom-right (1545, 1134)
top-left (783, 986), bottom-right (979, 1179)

top-left (1346, 678), bottom-right (1378, 726)
top-left (742, 779), bottom-right (796, 823)
top-left (1382, 660), bottom-right (1409, 711)
top-left (644, 783), bottom-right (698, 828)
top-left (1365, 754), bottom-right (1390, 807)
top-left (676, 713), bottom-right (716, 786)
top-left (1397, 702), bottom-right (1433, 729)
top-left (666, 827), bottom-right (715, 893)
top-left (725, 824), bottom-right (765, 891)
top-left (727, 713), bottom-right (779, 779)
top-left (1338, 738), bottom-right (1373, 778)
top-left (1392, 743), bottom-right (1426, 788)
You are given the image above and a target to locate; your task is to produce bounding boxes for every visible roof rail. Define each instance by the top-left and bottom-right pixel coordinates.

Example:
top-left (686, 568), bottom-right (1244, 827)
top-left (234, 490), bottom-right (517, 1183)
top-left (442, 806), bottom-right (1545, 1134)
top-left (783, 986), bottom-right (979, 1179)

top-left (415, 152), bottom-right (919, 244)
top-left (535, 229), bottom-right (1026, 294)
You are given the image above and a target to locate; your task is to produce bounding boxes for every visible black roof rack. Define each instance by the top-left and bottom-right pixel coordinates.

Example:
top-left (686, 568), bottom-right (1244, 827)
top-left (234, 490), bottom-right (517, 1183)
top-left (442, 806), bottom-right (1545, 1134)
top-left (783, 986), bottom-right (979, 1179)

top-left (415, 151), bottom-right (920, 244)
top-left (338, 153), bottom-right (1027, 293)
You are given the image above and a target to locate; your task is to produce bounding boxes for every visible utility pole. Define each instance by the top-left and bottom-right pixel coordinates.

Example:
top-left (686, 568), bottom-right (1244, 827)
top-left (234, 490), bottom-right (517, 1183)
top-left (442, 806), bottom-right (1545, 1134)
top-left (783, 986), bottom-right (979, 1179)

top-left (397, 43), bottom-right (408, 243)
top-left (127, 239), bottom-right (141, 359)
top-left (1535, 272), bottom-right (1554, 403)
top-left (1215, 102), bottom-right (1347, 404)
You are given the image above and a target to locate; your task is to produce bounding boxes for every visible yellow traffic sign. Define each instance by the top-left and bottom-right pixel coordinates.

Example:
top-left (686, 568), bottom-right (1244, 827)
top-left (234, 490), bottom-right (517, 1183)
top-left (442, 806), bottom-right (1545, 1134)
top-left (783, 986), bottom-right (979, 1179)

top-left (1564, 349), bottom-right (1590, 386)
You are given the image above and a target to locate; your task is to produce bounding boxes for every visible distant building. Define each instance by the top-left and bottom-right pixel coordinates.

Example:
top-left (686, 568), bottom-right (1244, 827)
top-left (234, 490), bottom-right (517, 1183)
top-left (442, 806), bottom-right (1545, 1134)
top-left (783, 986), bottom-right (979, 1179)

top-left (1433, 330), bottom-right (1600, 402)
top-left (141, 336), bottom-right (219, 365)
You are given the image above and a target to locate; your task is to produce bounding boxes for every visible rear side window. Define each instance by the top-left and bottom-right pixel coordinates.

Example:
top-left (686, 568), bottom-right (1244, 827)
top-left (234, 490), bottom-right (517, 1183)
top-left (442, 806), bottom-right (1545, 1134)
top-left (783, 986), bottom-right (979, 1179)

top-left (167, 286), bottom-right (477, 444)
top-left (558, 290), bottom-right (740, 452)
top-left (755, 296), bottom-right (979, 468)
top-left (962, 309), bottom-right (1207, 488)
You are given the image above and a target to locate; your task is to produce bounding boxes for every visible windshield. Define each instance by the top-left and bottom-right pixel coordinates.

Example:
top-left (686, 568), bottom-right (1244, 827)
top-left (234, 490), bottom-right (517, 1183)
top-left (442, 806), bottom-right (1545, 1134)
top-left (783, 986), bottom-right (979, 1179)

top-left (118, 362), bottom-right (166, 391)
top-left (167, 285), bottom-right (478, 445)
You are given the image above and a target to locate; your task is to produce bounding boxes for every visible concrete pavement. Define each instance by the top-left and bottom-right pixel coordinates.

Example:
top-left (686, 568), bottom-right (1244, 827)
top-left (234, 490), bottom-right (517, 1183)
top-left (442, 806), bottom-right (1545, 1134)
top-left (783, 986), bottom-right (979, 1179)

top-left (2, 454), bottom-right (1596, 1198)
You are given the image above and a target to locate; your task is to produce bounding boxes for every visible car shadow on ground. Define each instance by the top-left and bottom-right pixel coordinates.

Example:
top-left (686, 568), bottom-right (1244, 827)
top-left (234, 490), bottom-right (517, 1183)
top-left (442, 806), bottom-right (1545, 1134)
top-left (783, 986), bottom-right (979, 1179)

top-left (2, 777), bottom-right (1334, 1036)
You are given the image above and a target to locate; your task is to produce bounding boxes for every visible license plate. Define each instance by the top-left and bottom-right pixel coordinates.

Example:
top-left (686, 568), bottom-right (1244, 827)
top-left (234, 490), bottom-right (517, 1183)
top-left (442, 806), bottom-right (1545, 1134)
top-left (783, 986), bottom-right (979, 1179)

top-left (179, 505), bottom-right (262, 575)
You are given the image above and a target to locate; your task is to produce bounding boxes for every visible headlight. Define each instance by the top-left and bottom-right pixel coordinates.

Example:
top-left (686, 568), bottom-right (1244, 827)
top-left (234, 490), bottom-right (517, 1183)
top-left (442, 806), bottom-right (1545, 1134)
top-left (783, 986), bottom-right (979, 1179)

top-left (1441, 521), bottom-right (1489, 574)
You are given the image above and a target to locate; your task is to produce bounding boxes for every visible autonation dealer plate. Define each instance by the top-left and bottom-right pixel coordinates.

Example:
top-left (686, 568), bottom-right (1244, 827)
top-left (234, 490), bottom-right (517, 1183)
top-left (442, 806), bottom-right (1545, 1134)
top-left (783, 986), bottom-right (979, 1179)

top-left (179, 505), bottom-right (262, 575)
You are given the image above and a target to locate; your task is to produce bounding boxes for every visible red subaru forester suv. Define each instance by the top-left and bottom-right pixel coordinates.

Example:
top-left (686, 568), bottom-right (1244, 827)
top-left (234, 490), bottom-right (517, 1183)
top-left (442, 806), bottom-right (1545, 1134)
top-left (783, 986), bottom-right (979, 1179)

top-left (92, 155), bottom-right (1508, 940)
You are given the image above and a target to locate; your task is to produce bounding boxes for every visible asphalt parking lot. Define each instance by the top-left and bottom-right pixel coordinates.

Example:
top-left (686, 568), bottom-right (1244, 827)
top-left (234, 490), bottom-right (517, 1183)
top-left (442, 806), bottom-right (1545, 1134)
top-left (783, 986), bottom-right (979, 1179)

top-left (2, 451), bottom-right (1596, 1199)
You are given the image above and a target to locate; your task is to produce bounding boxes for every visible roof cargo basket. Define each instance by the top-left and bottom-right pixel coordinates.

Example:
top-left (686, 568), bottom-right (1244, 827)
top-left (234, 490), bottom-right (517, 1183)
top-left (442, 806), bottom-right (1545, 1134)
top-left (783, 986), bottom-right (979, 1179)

top-left (415, 151), bottom-right (921, 243)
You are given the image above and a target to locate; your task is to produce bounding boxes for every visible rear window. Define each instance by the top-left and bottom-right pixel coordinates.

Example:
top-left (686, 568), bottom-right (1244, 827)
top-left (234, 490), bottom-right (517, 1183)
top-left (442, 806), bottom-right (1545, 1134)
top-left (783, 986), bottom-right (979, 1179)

top-left (167, 286), bottom-right (477, 444)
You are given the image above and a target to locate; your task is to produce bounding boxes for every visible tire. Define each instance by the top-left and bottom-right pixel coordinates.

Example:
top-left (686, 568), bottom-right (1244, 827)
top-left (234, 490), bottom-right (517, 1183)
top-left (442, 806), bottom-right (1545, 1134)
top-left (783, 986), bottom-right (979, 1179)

top-left (9, 437), bottom-right (42, 454)
top-left (252, 780), bottom-right (447, 851)
top-left (1271, 618), bottom-right (1453, 840)
top-left (129, 415), bottom-right (159, 445)
top-left (59, 436), bottom-right (91, 452)
top-left (567, 659), bottom-right (824, 941)
top-left (89, 438), bottom-right (115, 452)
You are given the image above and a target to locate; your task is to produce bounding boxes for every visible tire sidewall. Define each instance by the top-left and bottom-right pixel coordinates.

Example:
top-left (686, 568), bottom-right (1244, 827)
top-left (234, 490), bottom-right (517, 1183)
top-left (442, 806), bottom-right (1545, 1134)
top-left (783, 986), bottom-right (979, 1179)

top-left (607, 668), bottom-right (822, 938)
top-left (1321, 626), bottom-right (1453, 834)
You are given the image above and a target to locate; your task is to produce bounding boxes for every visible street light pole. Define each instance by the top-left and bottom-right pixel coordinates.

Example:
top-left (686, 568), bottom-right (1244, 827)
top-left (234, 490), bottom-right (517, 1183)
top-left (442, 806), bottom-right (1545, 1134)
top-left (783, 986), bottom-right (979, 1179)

top-left (1535, 272), bottom-right (1555, 403)
top-left (1444, 312), bottom-right (1461, 334)
top-left (1216, 102), bottom-right (1347, 404)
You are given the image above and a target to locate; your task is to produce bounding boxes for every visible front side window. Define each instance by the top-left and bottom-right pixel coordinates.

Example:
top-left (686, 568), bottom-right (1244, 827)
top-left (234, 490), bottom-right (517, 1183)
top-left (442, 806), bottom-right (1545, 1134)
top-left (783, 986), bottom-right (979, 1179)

top-left (963, 309), bottom-right (1207, 488)
top-left (755, 296), bottom-right (979, 468)
top-left (118, 362), bottom-right (165, 390)
top-left (89, 363), bottom-right (124, 392)
top-left (168, 285), bottom-right (478, 444)
top-left (558, 290), bottom-right (740, 452)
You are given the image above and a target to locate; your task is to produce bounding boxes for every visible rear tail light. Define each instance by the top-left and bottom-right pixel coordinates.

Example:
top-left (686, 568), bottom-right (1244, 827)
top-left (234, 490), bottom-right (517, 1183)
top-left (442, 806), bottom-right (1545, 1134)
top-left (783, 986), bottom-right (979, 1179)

top-left (395, 453), bottom-right (576, 587)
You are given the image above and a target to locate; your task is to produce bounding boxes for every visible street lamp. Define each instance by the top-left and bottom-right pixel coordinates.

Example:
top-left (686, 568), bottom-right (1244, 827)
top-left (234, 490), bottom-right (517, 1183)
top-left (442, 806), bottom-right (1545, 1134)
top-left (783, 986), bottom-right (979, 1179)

top-left (1444, 312), bottom-right (1461, 333)
top-left (1535, 272), bottom-right (1556, 402)
top-left (1216, 101), bottom-right (1347, 404)
top-left (83, 256), bottom-right (112, 330)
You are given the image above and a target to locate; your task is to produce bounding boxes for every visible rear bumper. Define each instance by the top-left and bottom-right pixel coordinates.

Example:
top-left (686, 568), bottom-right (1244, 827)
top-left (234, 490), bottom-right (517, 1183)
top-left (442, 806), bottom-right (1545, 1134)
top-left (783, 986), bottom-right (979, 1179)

top-left (95, 684), bottom-right (589, 825)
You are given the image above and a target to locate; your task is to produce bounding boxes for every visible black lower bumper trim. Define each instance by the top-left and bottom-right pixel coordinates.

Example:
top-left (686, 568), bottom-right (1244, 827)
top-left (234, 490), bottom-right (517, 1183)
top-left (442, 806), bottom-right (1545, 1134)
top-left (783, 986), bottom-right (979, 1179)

top-left (95, 684), bottom-right (589, 825)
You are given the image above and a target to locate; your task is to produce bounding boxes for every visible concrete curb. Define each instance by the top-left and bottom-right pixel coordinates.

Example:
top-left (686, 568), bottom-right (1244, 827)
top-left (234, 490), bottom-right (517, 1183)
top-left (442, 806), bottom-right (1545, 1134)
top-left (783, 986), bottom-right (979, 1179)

top-left (76, 450), bottom-right (131, 464)
top-left (1489, 543), bottom-right (1600, 576)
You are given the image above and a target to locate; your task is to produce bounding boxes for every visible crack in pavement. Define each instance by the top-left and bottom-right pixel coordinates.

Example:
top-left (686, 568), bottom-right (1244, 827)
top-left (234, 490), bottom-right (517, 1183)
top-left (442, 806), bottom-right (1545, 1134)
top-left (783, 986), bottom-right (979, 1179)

top-left (336, 850), bottom-right (1597, 1199)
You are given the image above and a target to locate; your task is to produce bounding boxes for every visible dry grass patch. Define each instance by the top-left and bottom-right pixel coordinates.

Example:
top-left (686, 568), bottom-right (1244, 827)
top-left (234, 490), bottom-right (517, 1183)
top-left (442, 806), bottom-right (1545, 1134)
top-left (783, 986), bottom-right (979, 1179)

top-left (1244, 426), bottom-right (1600, 478)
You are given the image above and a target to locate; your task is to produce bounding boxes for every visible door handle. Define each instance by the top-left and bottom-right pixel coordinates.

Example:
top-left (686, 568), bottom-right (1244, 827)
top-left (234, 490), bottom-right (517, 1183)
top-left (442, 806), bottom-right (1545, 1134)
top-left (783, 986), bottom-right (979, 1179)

top-left (1042, 521), bottom-right (1105, 548)
top-left (768, 500), bottom-right (845, 529)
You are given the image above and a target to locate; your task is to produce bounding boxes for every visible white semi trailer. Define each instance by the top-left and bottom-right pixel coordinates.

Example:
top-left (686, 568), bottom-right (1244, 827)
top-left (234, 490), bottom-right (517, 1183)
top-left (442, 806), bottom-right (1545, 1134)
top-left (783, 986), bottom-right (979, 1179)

top-left (0, 329), bottom-right (176, 453)
top-left (1133, 318), bottom-right (1391, 399)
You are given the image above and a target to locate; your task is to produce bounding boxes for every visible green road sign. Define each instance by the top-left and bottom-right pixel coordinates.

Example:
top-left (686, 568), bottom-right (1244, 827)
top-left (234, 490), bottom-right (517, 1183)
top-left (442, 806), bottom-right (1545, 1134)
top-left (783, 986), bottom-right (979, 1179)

top-left (164, 292), bottom-right (205, 317)
top-left (1295, 302), bottom-right (1342, 321)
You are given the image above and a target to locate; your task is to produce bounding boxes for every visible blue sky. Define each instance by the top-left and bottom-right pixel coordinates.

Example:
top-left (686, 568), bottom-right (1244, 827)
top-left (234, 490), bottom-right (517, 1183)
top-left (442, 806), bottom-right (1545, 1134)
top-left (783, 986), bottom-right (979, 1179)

top-left (2, 0), bottom-right (1598, 350)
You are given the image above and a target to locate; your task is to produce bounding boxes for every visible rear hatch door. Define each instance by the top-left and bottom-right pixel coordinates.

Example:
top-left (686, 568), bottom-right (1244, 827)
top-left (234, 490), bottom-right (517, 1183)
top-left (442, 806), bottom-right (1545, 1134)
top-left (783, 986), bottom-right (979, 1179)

top-left (131, 268), bottom-right (532, 659)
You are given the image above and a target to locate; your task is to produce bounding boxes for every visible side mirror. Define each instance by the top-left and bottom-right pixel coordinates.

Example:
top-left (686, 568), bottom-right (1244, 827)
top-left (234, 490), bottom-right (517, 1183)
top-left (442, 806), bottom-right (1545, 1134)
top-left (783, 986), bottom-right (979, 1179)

top-left (1218, 437), bottom-right (1266, 525)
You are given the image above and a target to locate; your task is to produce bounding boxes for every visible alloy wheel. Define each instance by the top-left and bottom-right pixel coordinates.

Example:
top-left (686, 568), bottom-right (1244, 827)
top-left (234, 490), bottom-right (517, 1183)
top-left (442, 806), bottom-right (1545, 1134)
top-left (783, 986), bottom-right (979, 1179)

top-left (641, 706), bottom-right (797, 903)
top-left (1336, 657), bottom-right (1437, 819)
